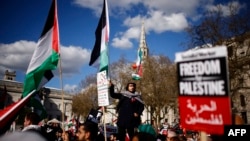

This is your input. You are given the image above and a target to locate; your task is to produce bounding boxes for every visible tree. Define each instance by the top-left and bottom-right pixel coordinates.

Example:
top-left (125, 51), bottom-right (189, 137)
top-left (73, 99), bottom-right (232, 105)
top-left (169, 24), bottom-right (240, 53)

top-left (186, 2), bottom-right (250, 48)
top-left (72, 57), bottom-right (134, 120)
top-left (72, 74), bottom-right (98, 119)
top-left (185, 2), bottom-right (250, 101)
top-left (109, 56), bottom-right (135, 92)
top-left (108, 55), bottom-right (179, 128)
top-left (72, 55), bottom-right (179, 127)
top-left (138, 55), bottom-right (178, 128)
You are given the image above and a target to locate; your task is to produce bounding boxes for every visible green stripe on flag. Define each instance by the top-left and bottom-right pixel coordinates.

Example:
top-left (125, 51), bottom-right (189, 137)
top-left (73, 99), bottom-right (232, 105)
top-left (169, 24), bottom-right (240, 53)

top-left (23, 51), bottom-right (59, 119)
top-left (23, 51), bottom-right (59, 97)
top-left (99, 45), bottom-right (108, 72)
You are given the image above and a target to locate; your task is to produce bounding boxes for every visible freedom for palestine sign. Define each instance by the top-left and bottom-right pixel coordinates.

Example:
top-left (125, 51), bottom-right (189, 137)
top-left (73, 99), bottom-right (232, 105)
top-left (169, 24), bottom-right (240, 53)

top-left (175, 46), bottom-right (232, 135)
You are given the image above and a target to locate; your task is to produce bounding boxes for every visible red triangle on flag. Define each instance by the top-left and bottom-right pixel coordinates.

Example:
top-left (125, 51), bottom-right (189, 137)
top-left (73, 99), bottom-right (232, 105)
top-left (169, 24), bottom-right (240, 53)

top-left (125, 132), bottom-right (130, 141)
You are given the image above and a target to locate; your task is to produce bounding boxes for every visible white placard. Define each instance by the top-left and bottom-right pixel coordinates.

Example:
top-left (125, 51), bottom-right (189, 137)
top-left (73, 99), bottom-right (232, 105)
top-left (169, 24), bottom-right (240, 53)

top-left (97, 70), bottom-right (109, 106)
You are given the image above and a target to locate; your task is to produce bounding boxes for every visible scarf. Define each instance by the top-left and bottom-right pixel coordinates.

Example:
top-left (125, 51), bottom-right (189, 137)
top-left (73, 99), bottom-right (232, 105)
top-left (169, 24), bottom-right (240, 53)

top-left (22, 125), bottom-right (41, 132)
top-left (121, 91), bottom-right (144, 104)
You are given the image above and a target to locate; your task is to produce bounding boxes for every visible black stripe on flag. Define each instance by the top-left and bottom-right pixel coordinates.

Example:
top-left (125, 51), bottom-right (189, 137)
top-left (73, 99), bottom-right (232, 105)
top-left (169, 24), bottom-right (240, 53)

top-left (89, 0), bottom-right (107, 66)
top-left (40, 0), bottom-right (55, 38)
top-left (44, 70), bottom-right (54, 81)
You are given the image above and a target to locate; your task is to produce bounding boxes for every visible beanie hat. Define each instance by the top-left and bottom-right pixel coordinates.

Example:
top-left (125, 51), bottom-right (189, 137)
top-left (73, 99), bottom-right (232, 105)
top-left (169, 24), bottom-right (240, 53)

top-left (138, 124), bottom-right (157, 137)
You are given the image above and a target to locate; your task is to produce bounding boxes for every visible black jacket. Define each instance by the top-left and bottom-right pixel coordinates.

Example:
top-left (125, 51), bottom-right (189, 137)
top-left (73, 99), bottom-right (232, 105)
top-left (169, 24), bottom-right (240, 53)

top-left (109, 85), bottom-right (144, 128)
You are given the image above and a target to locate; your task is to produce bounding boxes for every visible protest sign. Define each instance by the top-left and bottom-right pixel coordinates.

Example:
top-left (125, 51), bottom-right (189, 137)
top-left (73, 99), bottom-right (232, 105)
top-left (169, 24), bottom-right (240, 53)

top-left (97, 70), bottom-right (109, 106)
top-left (175, 46), bottom-right (232, 135)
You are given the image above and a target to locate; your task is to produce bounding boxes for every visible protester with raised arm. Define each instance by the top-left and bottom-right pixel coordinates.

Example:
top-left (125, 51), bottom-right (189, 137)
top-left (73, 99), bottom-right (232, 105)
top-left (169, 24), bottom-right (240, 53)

top-left (109, 81), bottom-right (144, 141)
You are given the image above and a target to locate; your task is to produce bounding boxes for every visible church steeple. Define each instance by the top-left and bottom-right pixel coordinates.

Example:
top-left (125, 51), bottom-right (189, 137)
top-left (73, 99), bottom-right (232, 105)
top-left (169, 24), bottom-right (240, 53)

top-left (131, 21), bottom-right (149, 80)
top-left (138, 21), bottom-right (149, 61)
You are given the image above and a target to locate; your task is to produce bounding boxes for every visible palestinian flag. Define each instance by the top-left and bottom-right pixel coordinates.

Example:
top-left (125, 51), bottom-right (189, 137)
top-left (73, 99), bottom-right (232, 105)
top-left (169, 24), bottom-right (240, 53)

top-left (89, 0), bottom-right (110, 73)
top-left (0, 90), bottom-right (36, 135)
top-left (22, 0), bottom-right (60, 119)
top-left (132, 48), bottom-right (143, 80)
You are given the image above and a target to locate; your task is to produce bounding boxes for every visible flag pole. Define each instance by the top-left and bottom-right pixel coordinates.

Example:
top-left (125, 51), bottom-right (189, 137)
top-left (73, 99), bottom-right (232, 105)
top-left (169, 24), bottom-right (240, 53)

top-left (106, 1), bottom-right (109, 140)
top-left (58, 53), bottom-right (65, 127)
top-left (102, 106), bottom-right (107, 141)
top-left (52, 0), bottom-right (65, 127)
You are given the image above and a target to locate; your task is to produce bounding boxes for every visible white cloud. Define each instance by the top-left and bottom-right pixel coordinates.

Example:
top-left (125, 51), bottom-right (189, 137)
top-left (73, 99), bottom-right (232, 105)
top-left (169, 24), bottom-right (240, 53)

top-left (0, 40), bottom-right (90, 78)
top-left (112, 10), bottom-right (188, 49)
top-left (60, 45), bottom-right (90, 77)
top-left (147, 11), bottom-right (189, 33)
top-left (64, 84), bottom-right (78, 92)
top-left (143, 0), bottom-right (201, 16)
top-left (72, 0), bottom-right (211, 17)
top-left (72, 0), bottom-right (213, 50)
top-left (70, 1), bottom-right (247, 52)
top-left (0, 40), bottom-right (35, 72)
top-left (123, 10), bottom-right (189, 33)
top-left (73, 0), bottom-right (141, 16)
top-left (123, 15), bottom-right (145, 27)
top-left (73, 0), bottom-right (103, 16)
top-left (111, 37), bottom-right (133, 49)
top-left (206, 1), bottom-right (246, 17)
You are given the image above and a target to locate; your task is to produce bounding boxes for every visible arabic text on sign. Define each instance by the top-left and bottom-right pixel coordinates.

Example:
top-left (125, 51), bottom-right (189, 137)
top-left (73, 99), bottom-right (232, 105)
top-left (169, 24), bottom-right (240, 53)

top-left (185, 99), bottom-right (223, 125)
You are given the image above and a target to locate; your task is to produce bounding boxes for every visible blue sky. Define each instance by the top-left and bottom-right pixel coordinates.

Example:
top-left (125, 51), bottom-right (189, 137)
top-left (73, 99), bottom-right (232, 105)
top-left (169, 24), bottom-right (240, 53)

top-left (0, 0), bottom-right (248, 92)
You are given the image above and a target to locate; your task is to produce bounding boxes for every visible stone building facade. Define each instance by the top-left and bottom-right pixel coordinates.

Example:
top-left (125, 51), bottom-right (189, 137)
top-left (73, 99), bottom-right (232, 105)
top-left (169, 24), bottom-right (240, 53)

top-left (0, 70), bottom-right (73, 121)
top-left (184, 37), bottom-right (250, 125)
top-left (230, 40), bottom-right (250, 124)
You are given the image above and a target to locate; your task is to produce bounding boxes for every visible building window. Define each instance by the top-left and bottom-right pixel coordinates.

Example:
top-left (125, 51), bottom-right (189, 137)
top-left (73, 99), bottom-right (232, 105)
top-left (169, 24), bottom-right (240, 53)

top-left (241, 112), bottom-right (247, 124)
top-left (240, 94), bottom-right (246, 107)
top-left (228, 46), bottom-right (233, 57)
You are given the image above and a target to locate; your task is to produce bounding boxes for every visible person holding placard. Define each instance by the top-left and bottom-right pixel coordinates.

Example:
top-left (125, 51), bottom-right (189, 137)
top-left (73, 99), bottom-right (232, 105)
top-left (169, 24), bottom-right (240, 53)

top-left (109, 82), bottom-right (144, 141)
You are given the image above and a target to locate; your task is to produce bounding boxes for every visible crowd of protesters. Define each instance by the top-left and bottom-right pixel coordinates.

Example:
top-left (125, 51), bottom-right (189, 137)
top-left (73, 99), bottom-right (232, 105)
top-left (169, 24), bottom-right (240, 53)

top-left (0, 81), bottom-right (246, 141)
top-left (0, 110), bottom-right (246, 141)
